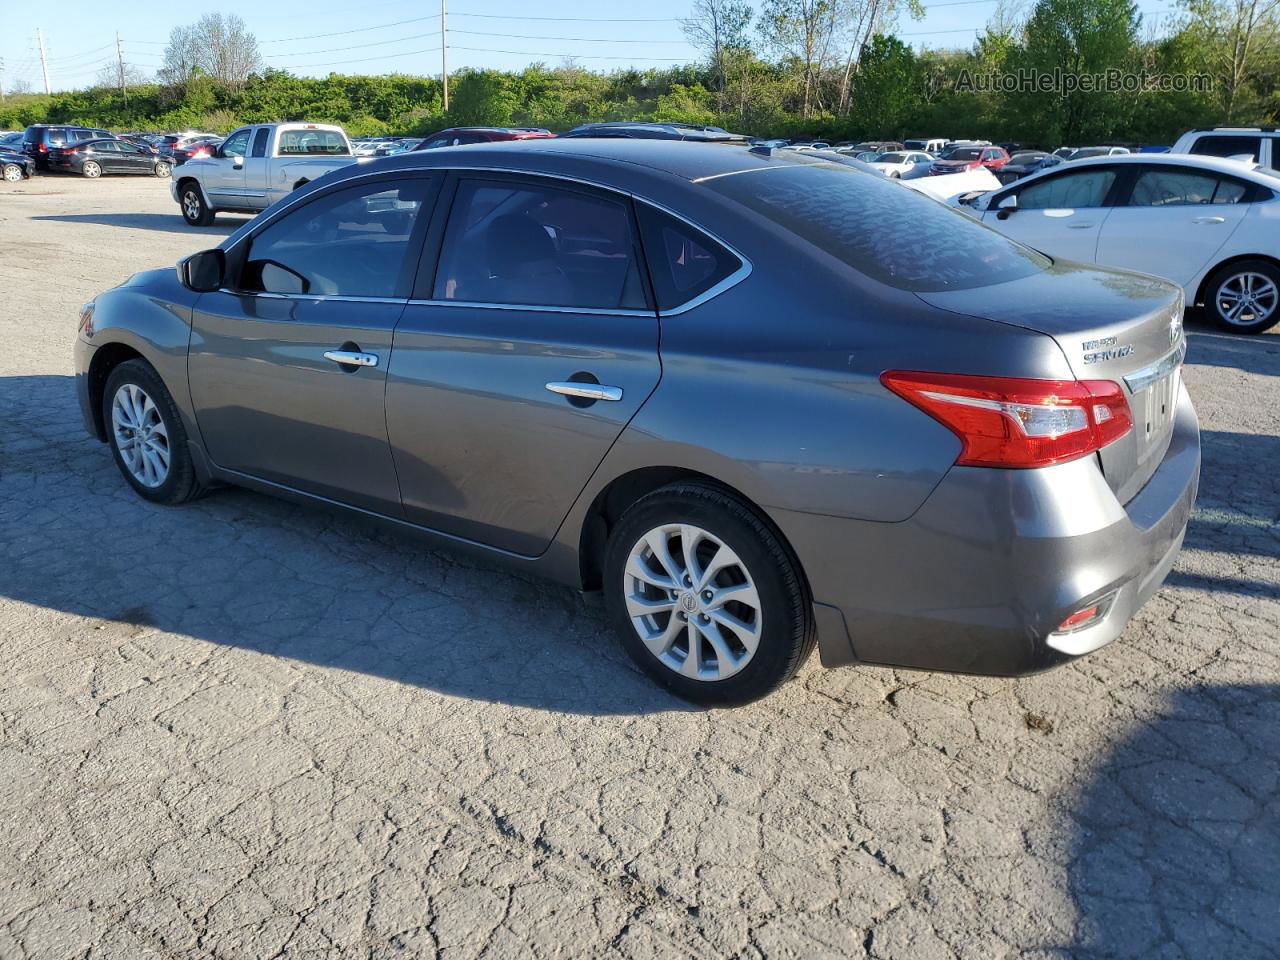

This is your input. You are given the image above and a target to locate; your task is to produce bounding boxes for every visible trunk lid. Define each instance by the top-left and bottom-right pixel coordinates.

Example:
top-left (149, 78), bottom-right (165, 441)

top-left (916, 260), bottom-right (1186, 504)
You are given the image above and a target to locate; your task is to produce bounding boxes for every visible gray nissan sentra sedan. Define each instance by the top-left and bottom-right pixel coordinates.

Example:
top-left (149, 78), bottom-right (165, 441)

top-left (74, 140), bottom-right (1200, 706)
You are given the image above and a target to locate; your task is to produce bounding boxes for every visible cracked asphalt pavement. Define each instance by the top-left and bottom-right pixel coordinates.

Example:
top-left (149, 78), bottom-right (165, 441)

top-left (1, 176), bottom-right (1277, 959)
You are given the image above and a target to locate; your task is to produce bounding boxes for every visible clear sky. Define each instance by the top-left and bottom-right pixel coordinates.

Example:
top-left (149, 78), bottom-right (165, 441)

top-left (2, 0), bottom-right (1181, 94)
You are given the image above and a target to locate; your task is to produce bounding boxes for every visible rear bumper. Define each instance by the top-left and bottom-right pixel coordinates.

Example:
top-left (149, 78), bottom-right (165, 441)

top-left (776, 383), bottom-right (1200, 676)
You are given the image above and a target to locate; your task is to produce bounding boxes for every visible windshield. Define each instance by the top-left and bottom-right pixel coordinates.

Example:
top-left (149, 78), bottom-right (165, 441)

top-left (708, 163), bottom-right (1049, 292)
top-left (941, 147), bottom-right (982, 161)
top-left (903, 140), bottom-right (926, 150)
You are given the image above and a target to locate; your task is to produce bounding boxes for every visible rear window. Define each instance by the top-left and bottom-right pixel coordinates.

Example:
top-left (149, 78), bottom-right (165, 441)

top-left (278, 130), bottom-right (350, 156)
top-left (708, 164), bottom-right (1049, 292)
top-left (637, 206), bottom-right (741, 310)
top-left (1192, 135), bottom-right (1263, 162)
top-left (943, 148), bottom-right (982, 160)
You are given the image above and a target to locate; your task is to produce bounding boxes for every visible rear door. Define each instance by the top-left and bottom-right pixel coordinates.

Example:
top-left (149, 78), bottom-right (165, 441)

top-left (386, 173), bottom-right (661, 555)
top-left (1094, 164), bottom-right (1252, 287)
top-left (241, 127), bottom-right (272, 204)
top-left (188, 173), bottom-right (438, 514)
top-left (114, 141), bottom-right (154, 174)
top-left (89, 141), bottom-right (125, 173)
top-left (982, 165), bottom-right (1122, 262)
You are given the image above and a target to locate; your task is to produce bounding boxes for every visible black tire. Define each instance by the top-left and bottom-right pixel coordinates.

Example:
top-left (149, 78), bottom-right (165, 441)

top-left (1203, 259), bottom-right (1280, 334)
top-left (2, 162), bottom-right (23, 183)
top-left (603, 482), bottom-right (815, 707)
top-left (179, 182), bottom-right (215, 226)
top-left (154, 161), bottom-right (172, 179)
top-left (103, 359), bottom-right (204, 505)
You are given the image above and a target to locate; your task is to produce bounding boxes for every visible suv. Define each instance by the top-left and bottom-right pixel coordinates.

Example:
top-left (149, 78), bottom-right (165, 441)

top-left (413, 127), bottom-right (555, 150)
top-left (23, 124), bottom-right (115, 169)
top-left (1172, 127), bottom-right (1279, 169)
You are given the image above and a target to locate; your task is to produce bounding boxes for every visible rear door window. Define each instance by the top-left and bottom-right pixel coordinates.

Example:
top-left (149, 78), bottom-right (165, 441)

top-left (1127, 169), bottom-right (1251, 206)
top-left (251, 128), bottom-right (270, 158)
top-left (636, 206), bottom-right (741, 311)
top-left (709, 163), bottom-right (1048, 291)
top-left (433, 178), bottom-right (647, 310)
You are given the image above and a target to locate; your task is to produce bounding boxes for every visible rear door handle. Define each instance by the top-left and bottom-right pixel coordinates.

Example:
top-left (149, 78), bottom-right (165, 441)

top-left (1192, 216), bottom-right (1226, 224)
top-left (324, 350), bottom-right (378, 368)
top-left (1067, 222), bottom-right (1095, 229)
top-left (546, 381), bottom-right (623, 402)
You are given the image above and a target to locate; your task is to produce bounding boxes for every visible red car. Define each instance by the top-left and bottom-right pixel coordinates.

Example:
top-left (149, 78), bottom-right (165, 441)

top-left (929, 145), bottom-right (1010, 175)
top-left (413, 127), bottom-right (555, 150)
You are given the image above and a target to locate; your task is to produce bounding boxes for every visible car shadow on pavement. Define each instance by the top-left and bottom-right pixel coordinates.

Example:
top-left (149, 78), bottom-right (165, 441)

top-left (1186, 328), bottom-right (1280, 378)
top-left (0, 374), bottom-right (693, 716)
top-left (1058, 683), bottom-right (1278, 958)
top-left (31, 213), bottom-right (243, 235)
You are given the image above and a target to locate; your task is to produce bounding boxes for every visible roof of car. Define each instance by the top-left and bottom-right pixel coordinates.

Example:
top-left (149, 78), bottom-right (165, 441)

top-left (374, 137), bottom-right (850, 184)
top-left (1005, 152), bottom-right (1279, 190)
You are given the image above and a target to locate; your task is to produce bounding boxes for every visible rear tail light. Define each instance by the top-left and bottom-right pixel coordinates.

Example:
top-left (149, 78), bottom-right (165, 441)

top-left (39, 143), bottom-right (48, 153)
top-left (880, 371), bottom-right (1132, 468)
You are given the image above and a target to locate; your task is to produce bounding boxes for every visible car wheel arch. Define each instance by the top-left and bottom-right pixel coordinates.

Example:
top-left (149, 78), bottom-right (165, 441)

top-left (86, 342), bottom-right (148, 441)
top-left (575, 466), bottom-right (811, 604)
top-left (1194, 252), bottom-right (1280, 306)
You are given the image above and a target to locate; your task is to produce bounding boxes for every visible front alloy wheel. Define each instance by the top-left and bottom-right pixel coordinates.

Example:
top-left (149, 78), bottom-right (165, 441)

top-left (604, 483), bottom-right (815, 706)
top-left (180, 185), bottom-right (214, 226)
top-left (111, 383), bottom-right (171, 488)
top-left (103, 359), bottom-right (203, 504)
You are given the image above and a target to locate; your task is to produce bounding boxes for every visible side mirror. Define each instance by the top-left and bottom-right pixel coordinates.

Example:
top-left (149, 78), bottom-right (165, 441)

top-left (996, 194), bottom-right (1018, 220)
top-left (178, 249), bottom-right (225, 292)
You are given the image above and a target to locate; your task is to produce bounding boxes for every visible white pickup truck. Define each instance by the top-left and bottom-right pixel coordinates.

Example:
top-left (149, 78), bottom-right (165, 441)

top-left (172, 122), bottom-right (363, 226)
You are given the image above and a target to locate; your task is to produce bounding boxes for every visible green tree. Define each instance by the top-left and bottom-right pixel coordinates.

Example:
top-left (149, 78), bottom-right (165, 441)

top-left (849, 34), bottom-right (922, 136)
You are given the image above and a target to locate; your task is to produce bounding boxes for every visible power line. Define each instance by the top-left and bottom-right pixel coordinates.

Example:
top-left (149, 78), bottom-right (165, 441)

top-left (273, 45), bottom-right (443, 69)
top-left (451, 12), bottom-right (679, 21)
top-left (452, 30), bottom-right (689, 44)
top-left (260, 16), bottom-right (437, 45)
top-left (450, 45), bottom-right (689, 61)
top-left (263, 31), bottom-right (441, 58)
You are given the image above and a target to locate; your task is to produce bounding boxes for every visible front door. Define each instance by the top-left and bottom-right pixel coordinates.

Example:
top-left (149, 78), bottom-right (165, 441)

top-left (983, 165), bottom-right (1122, 263)
top-left (204, 127), bottom-right (251, 205)
top-left (188, 174), bottom-right (438, 515)
top-left (386, 174), bottom-right (661, 556)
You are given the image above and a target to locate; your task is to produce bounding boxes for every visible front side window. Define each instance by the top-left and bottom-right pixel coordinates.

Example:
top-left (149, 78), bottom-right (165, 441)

top-left (1015, 169), bottom-right (1117, 209)
top-left (221, 129), bottom-right (251, 158)
top-left (240, 179), bottom-right (432, 298)
top-left (1129, 169), bottom-right (1249, 206)
top-left (434, 179), bottom-right (646, 310)
top-left (278, 130), bottom-right (349, 155)
top-left (710, 163), bottom-right (1048, 292)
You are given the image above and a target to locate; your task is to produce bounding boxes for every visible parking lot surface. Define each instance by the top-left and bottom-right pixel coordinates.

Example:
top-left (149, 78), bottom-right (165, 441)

top-left (1, 175), bottom-right (1277, 959)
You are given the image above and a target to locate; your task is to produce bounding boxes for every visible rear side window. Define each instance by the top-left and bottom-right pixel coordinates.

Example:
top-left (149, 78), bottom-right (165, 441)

top-left (637, 206), bottom-right (741, 310)
top-left (278, 130), bottom-right (349, 155)
top-left (251, 128), bottom-right (270, 158)
top-left (434, 179), bottom-right (647, 310)
top-left (241, 179), bottom-right (433, 298)
top-left (1128, 169), bottom-right (1250, 206)
top-left (1192, 135), bottom-right (1263, 162)
top-left (710, 164), bottom-right (1048, 292)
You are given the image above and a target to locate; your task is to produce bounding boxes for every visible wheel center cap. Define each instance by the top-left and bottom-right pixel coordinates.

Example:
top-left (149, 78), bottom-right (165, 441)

top-left (679, 592), bottom-right (700, 614)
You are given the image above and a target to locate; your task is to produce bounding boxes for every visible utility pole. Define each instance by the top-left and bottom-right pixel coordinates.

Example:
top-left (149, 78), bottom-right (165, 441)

top-left (116, 32), bottom-right (127, 105)
top-left (37, 28), bottom-right (50, 95)
top-left (0, 58), bottom-right (5, 103)
top-left (441, 0), bottom-right (449, 113)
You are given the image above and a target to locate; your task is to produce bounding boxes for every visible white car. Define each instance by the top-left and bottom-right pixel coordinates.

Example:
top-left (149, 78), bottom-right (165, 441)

top-left (172, 123), bottom-right (362, 226)
top-left (1171, 127), bottom-right (1280, 170)
top-left (867, 151), bottom-right (935, 179)
top-left (973, 154), bottom-right (1280, 333)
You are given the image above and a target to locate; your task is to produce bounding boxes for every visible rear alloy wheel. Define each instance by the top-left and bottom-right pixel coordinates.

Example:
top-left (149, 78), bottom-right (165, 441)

top-left (180, 184), bottom-right (215, 226)
top-left (104, 359), bottom-right (203, 505)
top-left (1205, 260), bottom-right (1280, 334)
top-left (154, 161), bottom-right (172, 178)
top-left (82, 160), bottom-right (102, 179)
top-left (3, 163), bottom-right (22, 183)
top-left (604, 483), bottom-right (815, 707)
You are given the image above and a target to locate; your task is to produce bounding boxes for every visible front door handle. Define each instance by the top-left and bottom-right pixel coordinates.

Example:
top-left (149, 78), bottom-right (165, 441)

top-left (546, 381), bottom-right (623, 402)
top-left (1192, 216), bottom-right (1226, 224)
top-left (1066, 222), bottom-right (1095, 229)
top-left (324, 350), bottom-right (378, 368)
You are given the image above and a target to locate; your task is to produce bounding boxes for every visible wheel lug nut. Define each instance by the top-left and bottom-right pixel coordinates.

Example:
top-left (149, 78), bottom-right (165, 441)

top-left (683, 575), bottom-right (692, 586)
top-left (698, 613), bottom-right (710, 623)
top-left (702, 590), bottom-right (713, 601)
top-left (678, 612), bottom-right (687, 621)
